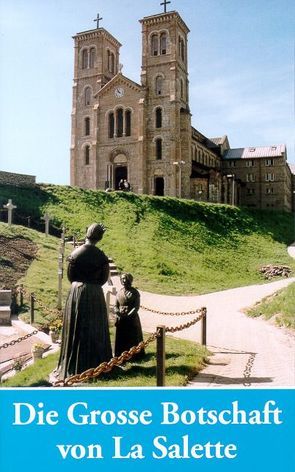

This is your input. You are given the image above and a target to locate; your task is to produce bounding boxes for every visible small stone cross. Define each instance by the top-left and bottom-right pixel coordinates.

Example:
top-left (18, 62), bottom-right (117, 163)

top-left (160, 0), bottom-right (171, 13)
top-left (41, 213), bottom-right (51, 236)
top-left (93, 13), bottom-right (103, 29)
top-left (3, 199), bottom-right (17, 227)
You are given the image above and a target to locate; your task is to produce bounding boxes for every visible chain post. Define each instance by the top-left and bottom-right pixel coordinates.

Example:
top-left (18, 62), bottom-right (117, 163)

top-left (57, 253), bottom-right (63, 310)
top-left (201, 307), bottom-right (207, 346)
top-left (19, 284), bottom-right (24, 307)
top-left (156, 326), bottom-right (165, 387)
top-left (30, 293), bottom-right (35, 324)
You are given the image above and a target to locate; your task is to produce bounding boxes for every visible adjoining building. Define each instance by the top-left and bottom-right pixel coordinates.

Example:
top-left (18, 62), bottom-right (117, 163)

top-left (70, 6), bottom-right (294, 211)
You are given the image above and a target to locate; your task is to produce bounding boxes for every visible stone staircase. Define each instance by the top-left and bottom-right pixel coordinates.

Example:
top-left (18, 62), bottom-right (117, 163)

top-left (109, 257), bottom-right (119, 277)
top-left (0, 290), bottom-right (12, 326)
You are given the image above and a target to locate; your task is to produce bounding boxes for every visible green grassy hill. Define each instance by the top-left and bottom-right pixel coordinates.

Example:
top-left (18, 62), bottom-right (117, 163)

top-left (1, 184), bottom-right (294, 294)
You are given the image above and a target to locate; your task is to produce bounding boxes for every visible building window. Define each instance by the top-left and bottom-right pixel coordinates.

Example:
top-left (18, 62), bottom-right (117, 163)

top-left (108, 51), bottom-right (115, 73)
top-left (151, 34), bottom-right (159, 56)
top-left (246, 160), bottom-right (255, 167)
top-left (116, 108), bottom-right (123, 137)
top-left (84, 145), bottom-right (90, 165)
top-left (229, 160), bottom-right (236, 167)
top-left (179, 37), bottom-right (185, 61)
top-left (84, 87), bottom-right (91, 106)
top-left (155, 107), bottom-right (162, 128)
top-left (265, 173), bottom-right (275, 182)
top-left (108, 112), bottom-right (114, 138)
top-left (125, 110), bottom-right (131, 137)
top-left (266, 187), bottom-right (274, 194)
top-left (82, 49), bottom-right (88, 69)
top-left (180, 79), bottom-right (184, 99)
top-left (155, 76), bottom-right (163, 95)
top-left (247, 188), bottom-right (255, 195)
top-left (111, 53), bottom-right (115, 73)
top-left (85, 117), bottom-right (90, 136)
top-left (265, 159), bottom-right (274, 166)
top-left (155, 138), bottom-right (162, 160)
top-left (160, 32), bottom-right (167, 55)
top-left (246, 173), bottom-right (255, 182)
top-left (89, 48), bottom-right (95, 68)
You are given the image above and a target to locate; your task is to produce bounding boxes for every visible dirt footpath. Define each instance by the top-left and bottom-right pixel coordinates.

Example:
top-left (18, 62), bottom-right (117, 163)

top-left (130, 277), bottom-right (294, 388)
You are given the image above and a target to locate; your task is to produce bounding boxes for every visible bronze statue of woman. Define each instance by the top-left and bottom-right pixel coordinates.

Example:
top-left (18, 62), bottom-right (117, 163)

top-left (55, 223), bottom-right (112, 380)
top-left (114, 273), bottom-right (145, 360)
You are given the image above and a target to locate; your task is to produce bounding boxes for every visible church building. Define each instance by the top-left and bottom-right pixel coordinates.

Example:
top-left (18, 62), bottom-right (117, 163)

top-left (70, 3), bottom-right (293, 211)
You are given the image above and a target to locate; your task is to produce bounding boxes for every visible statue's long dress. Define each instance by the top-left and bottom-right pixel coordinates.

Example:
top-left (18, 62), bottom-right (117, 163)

top-left (114, 287), bottom-right (145, 360)
top-left (56, 243), bottom-right (112, 380)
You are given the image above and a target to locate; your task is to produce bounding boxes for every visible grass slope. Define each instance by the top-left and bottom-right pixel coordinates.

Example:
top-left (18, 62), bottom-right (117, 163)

top-left (0, 222), bottom-right (71, 326)
top-left (246, 282), bottom-right (295, 328)
top-left (1, 184), bottom-right (294, 294)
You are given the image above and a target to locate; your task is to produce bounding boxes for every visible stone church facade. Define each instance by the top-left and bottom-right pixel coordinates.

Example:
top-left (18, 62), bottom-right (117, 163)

top-left (70, 9), bottom-right (293, 211)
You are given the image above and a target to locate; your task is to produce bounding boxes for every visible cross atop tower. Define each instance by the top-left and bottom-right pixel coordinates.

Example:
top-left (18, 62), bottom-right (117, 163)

top-left (93, 13), bottom-right (103, 29)
top-left (160, 0), bottom-right (171, 13)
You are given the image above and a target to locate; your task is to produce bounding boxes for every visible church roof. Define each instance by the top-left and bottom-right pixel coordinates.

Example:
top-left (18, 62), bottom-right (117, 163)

top-left (94, 73), bottom-right (143, 98)
top-left (210, 136), bottom-right (227, 146)
top-left (223, 145), bottom-right (286, 159)
top-left (73, 28), bottom-right (122, 48)
top-left (140, 11), bottom-right (190, 33)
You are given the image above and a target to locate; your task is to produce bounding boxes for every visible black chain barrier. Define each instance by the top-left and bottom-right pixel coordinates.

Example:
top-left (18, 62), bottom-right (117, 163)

top-left (0, 330), bottom-right (39, 350)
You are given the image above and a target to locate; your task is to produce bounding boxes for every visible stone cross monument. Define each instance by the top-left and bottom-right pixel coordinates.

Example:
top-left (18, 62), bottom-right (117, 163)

top-left (42, 213), bottom-right (51, 236)
top-left (3, 199), bottom-right (17, 227)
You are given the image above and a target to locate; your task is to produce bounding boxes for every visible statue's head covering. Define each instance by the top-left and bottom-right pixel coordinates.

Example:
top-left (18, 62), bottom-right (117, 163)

top-left (86, 223), bottom-right (106, 242)
top-left (120, 273), bottom-right (133, 285)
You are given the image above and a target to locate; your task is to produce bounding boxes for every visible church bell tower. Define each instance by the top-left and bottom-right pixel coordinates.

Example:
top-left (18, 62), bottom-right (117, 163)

top-left (140, 3), bottom-right (191, 197)
top-left (70, 15), bottom-right (122, 188)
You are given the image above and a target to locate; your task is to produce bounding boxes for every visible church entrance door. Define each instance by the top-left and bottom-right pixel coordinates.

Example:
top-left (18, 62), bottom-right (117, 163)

top-left (154, 177), bottom-right (164, 196)
top-left (115, 166), bottom-right (127, 190)
top-left (113, 153), bottom-right (128, 190)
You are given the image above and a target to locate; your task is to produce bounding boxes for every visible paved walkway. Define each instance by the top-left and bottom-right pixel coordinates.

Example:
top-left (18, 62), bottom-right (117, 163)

top-left (110, 275), bottom-right (295, 388)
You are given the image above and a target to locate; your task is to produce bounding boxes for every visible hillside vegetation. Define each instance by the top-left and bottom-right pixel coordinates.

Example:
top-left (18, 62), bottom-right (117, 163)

top-left (246, 282), bottom-right (295, 328)
top-left (0, 184), bottom-right (294, 295)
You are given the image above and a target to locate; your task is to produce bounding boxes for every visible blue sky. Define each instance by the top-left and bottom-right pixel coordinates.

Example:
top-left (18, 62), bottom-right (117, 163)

top-left (0, 0), bottom-right (294, 184)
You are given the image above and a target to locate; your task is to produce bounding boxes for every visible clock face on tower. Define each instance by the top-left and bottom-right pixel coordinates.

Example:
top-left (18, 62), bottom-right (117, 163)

top-left (114, 87), bottom-right (124, 98)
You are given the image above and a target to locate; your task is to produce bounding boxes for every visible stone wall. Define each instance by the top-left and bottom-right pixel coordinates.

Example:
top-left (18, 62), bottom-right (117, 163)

top-left (0, 171), bottom-right (36, 187)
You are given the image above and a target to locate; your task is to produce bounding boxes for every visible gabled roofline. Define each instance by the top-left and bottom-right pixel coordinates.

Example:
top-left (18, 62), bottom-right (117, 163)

top-left (94, 73), bottom-right (143, 98)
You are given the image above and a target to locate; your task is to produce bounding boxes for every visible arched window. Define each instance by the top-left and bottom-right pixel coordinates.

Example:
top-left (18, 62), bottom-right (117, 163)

top-left (116, 108), bottom-right (123, 137)
top-left (155, 108), bottom-right (162, 128)
top-left (89, 48), bottom-right (95, 68)
top-left (125, 110), bottom-right (131, 137)
top-left (111, 53), bottom-right (115, 73)
top-left (84, 87), bottom-right (91, 106)
top-left (160, 32), bottom-right (167, 55)
top-left (156, 138), bottom-right (162, 160)
top-left (155, 76), bottom-right (163, 95)
top-left (107, 50), bottom-right (111, 71)
top-left (180, 79), bottom-right (184, 99)
top-left (82, 49), bottom-right (88, 69)
top-left (151, 34), bottom-right (159, 56)
top-left (195, 148), bottom-right (198, 161)
top-left (179, 37), bottom-right (185, 61)
top-left (84, 145), bottom-right (90, 165)
top-left (108, 112), bottom-right (114, 138)
top-left (85, 117), bottom-right (90, 136)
